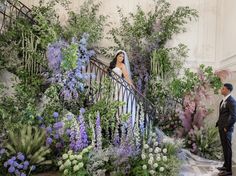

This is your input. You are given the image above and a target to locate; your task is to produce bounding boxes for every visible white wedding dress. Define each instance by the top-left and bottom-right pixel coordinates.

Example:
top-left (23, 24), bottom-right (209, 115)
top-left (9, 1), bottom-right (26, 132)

top-left (112, 67), bottom-right (137, 127)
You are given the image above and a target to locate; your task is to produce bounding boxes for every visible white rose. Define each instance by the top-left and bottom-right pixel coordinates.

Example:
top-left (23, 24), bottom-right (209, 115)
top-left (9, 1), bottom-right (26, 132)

top-left (148, 159), bottom-right (153, 165)
top-left (64, 160), bottom-right (71, 167)
top-left (141, 153), bottom-right (146, 160)
top-left (156, 156), bottom-right (161, 161)
top-left (162, 148), bottom-right (167, 154)
top-left (144, 144), bottom-right (149, 149)
top-left (149, 170), bottom-right (155, 175)
top-left (154, 142), bottom-right (159, 146)
top-left (159, 167), bottom-right (165, 172)
top-left (153, 163), bottom-right (158, 168)
top-left (142, 165), bottom-right (147, 170)
top-left (162, 156), bottom-right (167, 161)
top-left (149, 153), bottom-right (153, 158)
top-left (149, 148), bottom-right (153, 153)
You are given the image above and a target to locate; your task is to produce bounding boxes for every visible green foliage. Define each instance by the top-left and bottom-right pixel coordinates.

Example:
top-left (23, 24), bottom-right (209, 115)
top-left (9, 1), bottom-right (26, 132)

top-left (4, 125), bottom-right (51, 165)
top-left (0, 76), bottom-right (43, 130)
top-left (61, 43), bottom-right (78, 71)
top-left (31, 0), bottom-right (66, 48)
top-left (107, 0), bottom-right (198, 94)
top-left (151, 44), bottom-right (188, 80)
top-left (159, 5), bottom-right (198, 46)
top-left (169, 64), bottom-right (222, 99)
top-left (86, 78), bottom-right (124, 135)
top-left (184, 126), bottom-right (222, 160)
top-left (64, 0), bottom-right (107, 45)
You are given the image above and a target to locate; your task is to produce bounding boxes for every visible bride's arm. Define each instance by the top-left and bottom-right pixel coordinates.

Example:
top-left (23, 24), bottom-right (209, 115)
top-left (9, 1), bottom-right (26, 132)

top-left (121, 64), bottom-right (135, 88)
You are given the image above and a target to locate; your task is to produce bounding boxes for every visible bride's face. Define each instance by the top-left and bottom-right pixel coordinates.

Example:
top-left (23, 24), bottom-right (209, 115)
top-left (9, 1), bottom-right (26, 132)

top-left (116, 53), bottom-right (124, 63)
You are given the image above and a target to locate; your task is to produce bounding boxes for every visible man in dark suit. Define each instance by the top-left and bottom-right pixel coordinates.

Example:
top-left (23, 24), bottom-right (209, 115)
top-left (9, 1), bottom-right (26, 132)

top-left (216, 83), bottom-right (236, 176)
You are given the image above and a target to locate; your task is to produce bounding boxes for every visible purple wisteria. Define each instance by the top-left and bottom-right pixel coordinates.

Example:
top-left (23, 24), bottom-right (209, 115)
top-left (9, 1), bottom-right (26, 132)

top-left (46, 33), bottom-right (95, 101)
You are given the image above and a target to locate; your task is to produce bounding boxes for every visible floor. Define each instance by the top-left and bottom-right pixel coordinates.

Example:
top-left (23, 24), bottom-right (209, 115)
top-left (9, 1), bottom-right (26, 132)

top-left (179, 148), bottom-right (236, 176)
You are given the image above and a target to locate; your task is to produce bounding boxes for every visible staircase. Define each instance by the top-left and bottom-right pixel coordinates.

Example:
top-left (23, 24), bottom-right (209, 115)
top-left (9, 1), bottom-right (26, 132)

top-left (0, 0), bottom-right (34, 33)
top-left (0, 0), bottom-right (157, 133)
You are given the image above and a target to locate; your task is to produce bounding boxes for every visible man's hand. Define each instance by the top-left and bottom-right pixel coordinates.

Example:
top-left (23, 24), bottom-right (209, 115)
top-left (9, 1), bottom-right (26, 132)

top-left (224, 128), bottom-right (227, 132)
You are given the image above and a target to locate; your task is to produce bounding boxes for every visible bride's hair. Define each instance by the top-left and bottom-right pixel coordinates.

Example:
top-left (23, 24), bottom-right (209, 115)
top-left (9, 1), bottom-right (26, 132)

top-left (109, 51), bottom-right (125, 70)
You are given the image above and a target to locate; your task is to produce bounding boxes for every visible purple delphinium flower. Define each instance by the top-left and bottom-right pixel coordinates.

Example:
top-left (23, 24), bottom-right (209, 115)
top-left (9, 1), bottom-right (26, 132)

top-left (21, 173), bottom-right (26, 176)
top-left (69, 122), bottom-right (82, 152)
top-left (95, 113), bottom-right (102, 150)
top-left (46, 126), bottom-right (52, 134)
top-left (113, 128), bottom-right (120, 146)
top-left (46, 137), bottom-right (53, 146)
top-left (77, 110), bottom-right (88, 148)
top-left (53, 121), bottom-right (64, 130)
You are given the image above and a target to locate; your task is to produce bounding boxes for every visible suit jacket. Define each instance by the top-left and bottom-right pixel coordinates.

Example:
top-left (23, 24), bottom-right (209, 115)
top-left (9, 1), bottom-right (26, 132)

top-left (216, 95), bottom-right (236, 132)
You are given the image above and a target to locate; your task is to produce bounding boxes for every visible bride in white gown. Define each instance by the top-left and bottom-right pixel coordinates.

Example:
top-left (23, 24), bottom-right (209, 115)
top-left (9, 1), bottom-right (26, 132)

top-left (109, 50), bottom-right (137, 127)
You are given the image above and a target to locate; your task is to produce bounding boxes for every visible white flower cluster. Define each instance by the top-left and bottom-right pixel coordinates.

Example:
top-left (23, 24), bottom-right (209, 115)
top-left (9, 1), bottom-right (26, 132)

top-left (58, 145), bottom-right (93, 175)
top-left (141, 132), bottom-right (168, 175)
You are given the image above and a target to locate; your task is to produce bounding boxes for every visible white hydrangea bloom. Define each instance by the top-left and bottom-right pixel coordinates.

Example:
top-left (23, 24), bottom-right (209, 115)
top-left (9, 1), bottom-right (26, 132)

top-left (58, 160), bottom-right (62, 166)
top-left (64, 160), bottom-right (71, 167)
top-left (69, 155), bottom-right (75, 160)
top-left (78, 162), bottom-right (84, 168)
top-left (77, 154), bottom-right (83, 160)
top-left (64, 169), bottom-right (69, 175)
top-left (62, 154), bottom-right (68, 160)
top-left (72, 160), bottom-right (78, 165)
top-left (73, 165), bottom-right (80, 172)
top-left (68, 150), bottom-right (73, 155)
